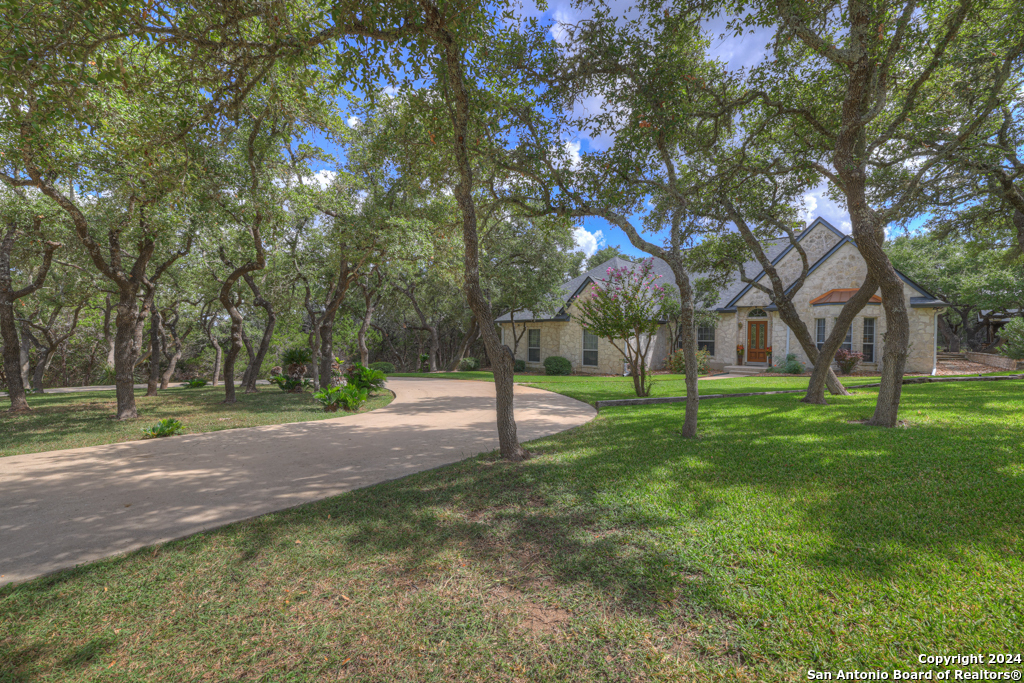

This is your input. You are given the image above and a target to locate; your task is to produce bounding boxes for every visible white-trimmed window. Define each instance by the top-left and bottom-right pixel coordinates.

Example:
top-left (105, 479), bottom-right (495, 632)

top-left (842, 325), bottom-right (853, 352)
top-left (583, 329), bottom-right (599, 367)
top-left (815, 318), bottom-right (826, 350)
top-left (528, 329), bottom-right (541, 362)
top-left (697, 326), bottom-right (716, 356)
top-left (863, 318), bottom-right (875, 362)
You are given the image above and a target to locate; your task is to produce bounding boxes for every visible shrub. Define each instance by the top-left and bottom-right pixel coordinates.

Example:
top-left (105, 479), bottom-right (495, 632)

top-left (337, 383), bottom-right (369, 411)
top-left (313, 386), bottom-right (343, 412)
top-left (514, 359), bottom-right (526, 373)
top-left (419, 354), bottom-right (430, 372)
top-left (543, 356), bottom-right (572, 376)
top-left (458, 356), bottom-right (480, 371)
top-left (667, 348), bottom-right (711, 375)
top-left (368, 361), bottom-right (395, 374)
top-left (834, 349), bottom-right (864, 375)
top-left (1002, 317), bottom-right (1024, 360)
top-left (183, 378), bottom-right (207, 389)
top-left (281, 347), bottom-right (313, 376)
top-left (270, 375), bottom-right (312, 393)
top-left (142, 418), bottom-right (185, 439)
top-left (767, 353), bottom-right (805, 374)
top-left (345, 363), bottom-right (387, 391)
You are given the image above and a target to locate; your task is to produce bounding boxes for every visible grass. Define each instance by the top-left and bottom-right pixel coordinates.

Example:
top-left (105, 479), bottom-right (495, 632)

top-left (0, 386), bottom-right (393, 458)
top-left (2, 380), bottom-right (1022, 681)
top-left (391, 370), bottom-right (882, 405)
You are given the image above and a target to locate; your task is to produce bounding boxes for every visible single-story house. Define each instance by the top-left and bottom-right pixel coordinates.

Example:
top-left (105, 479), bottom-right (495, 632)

top-left (495, 217), bottom-right (948, 375)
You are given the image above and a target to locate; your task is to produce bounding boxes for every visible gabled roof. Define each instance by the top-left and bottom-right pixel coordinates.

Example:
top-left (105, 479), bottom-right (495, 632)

top-left (810, 288), bottom-right (883, 306)
top-left (494, 216), bottom-right (947, 324)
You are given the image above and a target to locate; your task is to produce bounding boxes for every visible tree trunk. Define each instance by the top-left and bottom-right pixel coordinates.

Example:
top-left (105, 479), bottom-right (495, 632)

top-left (222, 312), bottom-right (243, 403)
top-left (0, 301), bottom-right (29, 411)
top-left (672, 268), bottom-right (699, 438)
top-left (318, 317), bottom-right (335, 389)
top-left (358, 307), bottom-right (373, 366)
top-left (802, 276), bottom-right (879, 404)
top-left (448, 317), bottom-right (478, 371)
top-left (146, 308), bottom-right (162, 396)
top-left (112, 291), bottom-right (144, 419)
top-left (211, 337), bottom-right (223, 386)
top-left (30, 345), bottom-right (55, 393)
top-left (438, 40), bottom-right (525, 460)
top-left (241, 273), bottom-right (276, 393)
top-left (857, 234), bottom-right (910, 427)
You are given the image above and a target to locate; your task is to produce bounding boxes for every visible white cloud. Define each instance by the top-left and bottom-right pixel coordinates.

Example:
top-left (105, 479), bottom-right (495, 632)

top-left (311, 169), bottom-right (336, 190)
top-left (573, 227), bottom-right (605, 256)
top-left (563, 140), bottom-right (582, 168)
top-left (840, 221), bottom-right (852, 234)
top-left (801, 193), bottom-right (818, 223)
top-left (346, 116), bottom-right (361, 128)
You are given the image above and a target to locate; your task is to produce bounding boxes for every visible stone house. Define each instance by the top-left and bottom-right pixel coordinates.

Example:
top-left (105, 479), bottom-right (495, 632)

top-left (495, 217), bottom-right (947, 375)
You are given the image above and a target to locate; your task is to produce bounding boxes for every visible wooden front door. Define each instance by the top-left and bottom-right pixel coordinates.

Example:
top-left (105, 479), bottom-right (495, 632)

top-left (747, 321), bottom-right (768, 363)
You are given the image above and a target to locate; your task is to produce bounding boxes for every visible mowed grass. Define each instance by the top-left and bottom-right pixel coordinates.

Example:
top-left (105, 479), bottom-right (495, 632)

top-left (0, 386), bottom-right (393, 457)
top-left (2, 381), bottom-right (1022, 681)
top-left (392, 370), bottom-right (882, 405)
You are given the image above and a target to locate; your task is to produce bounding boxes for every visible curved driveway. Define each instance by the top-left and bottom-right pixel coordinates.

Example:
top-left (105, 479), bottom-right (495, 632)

top-left (0, 378), bottom-right (595, 586)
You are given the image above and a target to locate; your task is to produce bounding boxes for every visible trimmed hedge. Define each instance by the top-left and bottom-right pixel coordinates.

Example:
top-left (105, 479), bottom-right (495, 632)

top-left (368, 361), bottom-right (395, 374)
top-left (514, 359), bottom-right (526, 372)
top-left (543, 356), bottom-right (572, 376)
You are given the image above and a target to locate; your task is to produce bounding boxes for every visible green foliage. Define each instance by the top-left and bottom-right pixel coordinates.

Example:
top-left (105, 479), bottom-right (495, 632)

top-left (834, 350), bottom-right (864, 375)
top-left (184, 378), bottom-right (208, 389)
top-left (345, 363), bottom-right (386, 391)
top-left (368, 362), bottom-right (395, 374)
top-left (281, 347), bottom-right (313, 370)
top-left (313, 385), bottom-right (367, 411)
top-left (458, 356), bottom-right (480, 371)
top-left (667, 348), bottom-right (710, 375)
top-left (141, 418), bottom-right (185, 439)
top-left (337, 384), bottom-right (369, 411)
top-left (514, 359), bottom-right (526, 373)
top-left (419, 354), bottom-right (430, 373)
top-left (1001, 318), bottom-right (1024, 360)
top-left (543, 356), bottom-right (572, 376)
top-left (270, 375), bottom-right (312, 393)
top-left (767, 354), bottom-right (806, 375)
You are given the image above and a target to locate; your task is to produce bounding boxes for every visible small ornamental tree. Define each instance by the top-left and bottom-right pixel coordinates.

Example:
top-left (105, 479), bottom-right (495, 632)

top-left (572, 259), bottom-right (669, 397)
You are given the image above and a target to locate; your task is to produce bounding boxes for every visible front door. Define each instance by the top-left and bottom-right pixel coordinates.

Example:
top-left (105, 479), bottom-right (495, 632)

top-left (747, 321), bottom-right (767, 363)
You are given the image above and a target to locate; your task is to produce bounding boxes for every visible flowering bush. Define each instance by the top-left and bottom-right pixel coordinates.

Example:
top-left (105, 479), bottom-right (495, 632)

top-left (834, 349), bottom-right (864, 375)
top-left (572, 259), bottom-right (669, 397)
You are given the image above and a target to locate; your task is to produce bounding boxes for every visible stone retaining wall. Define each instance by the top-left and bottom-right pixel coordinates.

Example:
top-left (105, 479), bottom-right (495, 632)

top-left (965, 351), bottom-right (1022, 370)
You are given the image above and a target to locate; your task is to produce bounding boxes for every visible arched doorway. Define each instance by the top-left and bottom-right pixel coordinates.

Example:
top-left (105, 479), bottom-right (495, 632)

top-left (747, 309), bottom-right (768, 363)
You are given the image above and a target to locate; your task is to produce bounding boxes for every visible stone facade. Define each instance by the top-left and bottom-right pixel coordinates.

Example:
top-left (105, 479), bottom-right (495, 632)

top-left (498, 219), bottom-right (945, 376)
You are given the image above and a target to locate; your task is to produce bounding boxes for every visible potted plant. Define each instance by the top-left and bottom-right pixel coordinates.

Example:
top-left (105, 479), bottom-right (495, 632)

top-left (736, 343), bottom-right (745, 364)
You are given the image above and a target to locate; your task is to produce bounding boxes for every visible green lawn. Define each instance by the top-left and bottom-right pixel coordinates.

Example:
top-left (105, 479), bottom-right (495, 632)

top-left (392, 370), bottom-right (882, 405)
top-left (0, 386), bottom-right (393, 457)
top-left (2, 380), bottom-right (1022, 681)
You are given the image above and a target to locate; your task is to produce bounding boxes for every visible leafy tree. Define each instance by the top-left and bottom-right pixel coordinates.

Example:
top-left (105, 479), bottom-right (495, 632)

top-left (572, 258), bottom-right (670, 396)
top-left (886, 234), bottom-right (1024, 350)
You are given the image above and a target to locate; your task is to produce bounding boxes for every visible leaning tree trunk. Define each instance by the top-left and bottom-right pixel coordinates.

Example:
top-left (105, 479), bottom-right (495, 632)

top-left (440, 39), bottom-right (525, 461)
top-left (448, 317), bottom-right (478, 371)
top-left (160, 345), bottom-right (182, 390)
top-left (30, 346), bottom-right (56, 393)
top-left (803, 276), bottom-right (878, 405)
top-left (358, 307), bottom-right (374, 366)
top-left (146, 309), bottom-right (162, 396)
top-left (221, 303), bottom-right (244, 404)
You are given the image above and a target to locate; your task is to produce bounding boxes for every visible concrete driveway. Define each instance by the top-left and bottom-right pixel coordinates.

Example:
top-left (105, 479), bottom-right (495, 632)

top-left (0, 378), bottom-right (595, 586)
